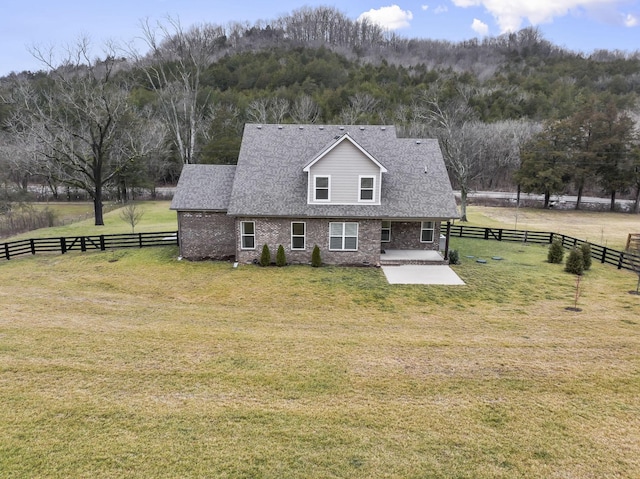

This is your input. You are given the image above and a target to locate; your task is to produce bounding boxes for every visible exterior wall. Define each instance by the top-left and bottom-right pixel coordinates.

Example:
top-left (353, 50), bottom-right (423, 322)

top-left (383, 221), bottom-right (442, 251)
top-left (177, 211), bottom-right (236, 260)
top-left (235, 217), bottom-right (382, 266)
top-left (307, 141), bottom-right (381, 204)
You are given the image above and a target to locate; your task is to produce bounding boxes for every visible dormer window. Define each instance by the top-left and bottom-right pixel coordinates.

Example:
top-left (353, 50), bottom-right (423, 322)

top-left (314, 176), bottom-right (330, 201)
top-left (359, 176), bottom-right (375, 202)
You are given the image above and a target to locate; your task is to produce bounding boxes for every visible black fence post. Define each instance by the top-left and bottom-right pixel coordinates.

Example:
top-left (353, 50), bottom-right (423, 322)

top-left (618, 252), bottom-right (624, 270)
top-left (601, 247), bottom-right (607, 264)
top-left (30, 239), bottom-right (36, 255)
top-left (60, 237), bottom-right (67, 254)
top-left (4, 242), bottom-right (9, 260)
top-left (139, 232), bottom-right (143, 248)
top-left (81, 237), bottom-right (86, 252)
top-left (100, 235), bottom-right (105, 251)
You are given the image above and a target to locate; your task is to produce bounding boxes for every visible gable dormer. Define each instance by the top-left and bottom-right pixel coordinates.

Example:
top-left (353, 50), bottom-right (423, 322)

top-left (303, 133), bottom-right (387, 205)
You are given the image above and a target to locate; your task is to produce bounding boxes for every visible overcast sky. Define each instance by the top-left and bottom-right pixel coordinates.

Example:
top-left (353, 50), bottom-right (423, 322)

top-left (2, 0), bottom-right (639, 76)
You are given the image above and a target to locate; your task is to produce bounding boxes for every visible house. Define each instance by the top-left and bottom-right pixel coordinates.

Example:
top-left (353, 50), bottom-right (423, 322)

top-left (170, 124), bottom-right (459, 266)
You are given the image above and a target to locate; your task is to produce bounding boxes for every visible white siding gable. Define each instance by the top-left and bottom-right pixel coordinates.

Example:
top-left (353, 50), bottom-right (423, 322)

top-left (304, 135), bottom-right (386, 205)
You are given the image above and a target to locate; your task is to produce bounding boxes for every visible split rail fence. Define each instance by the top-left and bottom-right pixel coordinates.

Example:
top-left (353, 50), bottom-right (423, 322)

top-left (1, 226), bottom-right (638, 273)
top-left (448, 224), bottom-right (640, 273)
top-left (1, 231), bottom-right (178, 261)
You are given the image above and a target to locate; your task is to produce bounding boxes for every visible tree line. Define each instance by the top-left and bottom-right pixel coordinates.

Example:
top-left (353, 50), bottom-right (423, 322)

top-left (0, 6), bottom-right (639, 224)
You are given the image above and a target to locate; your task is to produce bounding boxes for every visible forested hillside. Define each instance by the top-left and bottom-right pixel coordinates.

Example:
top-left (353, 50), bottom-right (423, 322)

top-left (1, 6), bottom-right (639, 223)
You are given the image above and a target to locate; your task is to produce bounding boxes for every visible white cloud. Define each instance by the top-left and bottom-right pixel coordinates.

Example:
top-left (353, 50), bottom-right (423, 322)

top-left (623, 13), bottom-right (638, 27)
top-left (434, 5), bottom-right (449, 14)
top-left (358, 5), bottom-right (413, 30)
top-left (451, 0), bottom-right (639, 32)
top-left (471, 18), bottom-right (489, 35)
top-left (421, 5), bottom-right (429, 11)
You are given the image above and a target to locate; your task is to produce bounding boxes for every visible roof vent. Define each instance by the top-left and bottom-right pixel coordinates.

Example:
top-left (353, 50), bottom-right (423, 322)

top-left (381, 126), bottom-right (386, 131)
top-left (278, 125), bottom-right (283, 129)
top-left (257, 125), bottom-right (262, 129)
top-left (299, 126), bottom-right (304, 130)
top-left (359, 126), bottom-right (365, 130)
top-left (319, 126), bottom-right (324, 130)
top-left (416, 140), bottom-right (421, 144)
top-left (339, 126), bottom-right (345, 130)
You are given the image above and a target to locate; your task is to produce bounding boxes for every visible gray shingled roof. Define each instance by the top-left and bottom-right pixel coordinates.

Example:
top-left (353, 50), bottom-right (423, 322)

top-left (170, 164), bottom-right (236, 211)
top-left (172, 124), bottom-right (459, 220)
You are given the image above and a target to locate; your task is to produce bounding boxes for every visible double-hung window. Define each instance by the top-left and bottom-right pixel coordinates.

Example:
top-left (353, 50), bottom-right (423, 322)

top-left (241, 221), bottom-right (255, 249)
top-left (329, 222), bottom-right (358, 251)
top-left (381, 221), bottom-right (391, 243)
top-left (420, 221), bottom-right (434, 243)
top-left (359, 176), bottom-right (375, 202)
top-left (314, 176), bottom-right (330, 201)
top-left (291, 222), bottom-right (306, 250)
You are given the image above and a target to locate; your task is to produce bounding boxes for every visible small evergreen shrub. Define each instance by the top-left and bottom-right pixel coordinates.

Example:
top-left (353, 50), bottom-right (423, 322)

top-left (311, 245), bottom-right (322, 267)
top-left (448, 249), bottom-right (460, 265)
top-left (260, 244), bottom-right (271, 267)
top-left (276, 245), bottom-right (286, 267)
top-left (580, 242), bottom-right (592, 270)
top-left (548, 238), bottom-right (565, 264)
top-left (565, 247), bottom-right (584, 275)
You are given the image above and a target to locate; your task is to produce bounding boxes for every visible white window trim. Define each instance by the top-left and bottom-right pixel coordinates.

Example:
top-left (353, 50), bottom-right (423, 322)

top-left (241, 221), bottom-right (256, 250)
top-left (358, 175), bottom-right (376, 203)
top-left (291, 221), bottom-right (306, 250)
top-left (329, 222), bottom-right (359, 251)
top-left (313, 175), bottom-right (331, 202)
top-left (420, 221), bottom-right (435, 243)
top-left (381, 220), bottom-right (391, 243)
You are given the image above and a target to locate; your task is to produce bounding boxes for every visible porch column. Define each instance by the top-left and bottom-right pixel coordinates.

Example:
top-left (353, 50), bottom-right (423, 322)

top-left (444, 221), bottom-right (451, 261)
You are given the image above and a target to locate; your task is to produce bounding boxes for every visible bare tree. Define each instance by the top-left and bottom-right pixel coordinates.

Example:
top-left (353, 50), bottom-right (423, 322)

top-left (270, 97), bottom-right (289, 124)
top-left (131, 18), bottom-right (223, 164)
top-left (0, 132), bottom-right (35, 193)
top-left (7, 38), bottom-right (153, 225)
top-left (473, 119), bottom-right (541, 190)
top-left (415, 88), bottom-right (480, 221)
top-left (339, 92), bottom-right (379, 124)
top-left (246, 98), bottom-right (269, 123)
top-left (290, 95), bottom-right (320, 123)
top-left (119, 203), bottom-right (145, 233)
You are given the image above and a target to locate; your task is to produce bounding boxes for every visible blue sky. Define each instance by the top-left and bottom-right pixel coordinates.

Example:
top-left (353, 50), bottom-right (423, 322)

top-left (2, 0), bottom-right (639, 76)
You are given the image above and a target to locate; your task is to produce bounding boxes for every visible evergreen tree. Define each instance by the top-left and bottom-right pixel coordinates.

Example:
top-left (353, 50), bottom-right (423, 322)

top-left (580, 243), bottom-right (592, 271)
top-left (548, 238), bottom-right (565, 264)
top-left (515, 121), bottom-right (572, 208)
top-left (260, 244), bottom-right (271, 266)
top-left (276, 245), bottom-right (286, 266)
top-left (565, 248), bottom-right (584, 275)
top-left (311, 245), bottom-right (322, 267)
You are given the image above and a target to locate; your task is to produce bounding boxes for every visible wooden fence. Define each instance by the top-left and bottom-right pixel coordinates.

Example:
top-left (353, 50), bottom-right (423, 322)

top-left (2, 226), bottom-right (639, 274)
top-left (448, 224), bottom-right (640, 273)
top-left (1, 231), bottom-right (178, 261)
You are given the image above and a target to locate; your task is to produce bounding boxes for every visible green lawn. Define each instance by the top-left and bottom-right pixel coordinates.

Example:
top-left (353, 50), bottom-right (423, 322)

top-left (1, 235), bottom-right (639, 478)
top-left (4, 201), bottom-right (177, 241)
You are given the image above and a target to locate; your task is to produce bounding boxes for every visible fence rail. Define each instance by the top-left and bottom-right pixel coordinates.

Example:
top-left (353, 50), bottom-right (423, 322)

top-left (448, 224), bottom-right (640, 273)
top-left (1, 231), bottom-right (178, 261)
top-left (2, 226), bottom-right (639, 273)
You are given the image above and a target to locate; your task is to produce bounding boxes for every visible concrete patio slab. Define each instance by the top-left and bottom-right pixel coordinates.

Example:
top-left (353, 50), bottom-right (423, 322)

top-left (381, 264), bottom-right (465, 285)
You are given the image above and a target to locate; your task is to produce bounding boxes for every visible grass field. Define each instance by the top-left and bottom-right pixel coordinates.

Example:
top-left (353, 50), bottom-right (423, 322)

top-left (1, 206), bottom-right (639, 478)
top-left (465, 206), bottom-right (640, 250)
top-left (4, 202), bottom-right (178, 242)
